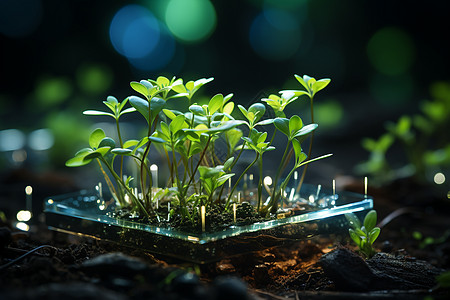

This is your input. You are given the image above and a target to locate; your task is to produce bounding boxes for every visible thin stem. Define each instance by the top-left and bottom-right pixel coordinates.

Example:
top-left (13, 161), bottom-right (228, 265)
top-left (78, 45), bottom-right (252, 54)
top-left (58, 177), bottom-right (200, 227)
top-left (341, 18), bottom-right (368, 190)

top-left (269, 141), bottom-right (291, 212)
top-left (184, 136), bottom-right (212, 198)
top-left (257, 155), bottom-right (263, 211)
top-left (296, 96), bottom-right (314, 193)
top-left (226, 152), bottom-right (260, 209)
top-left (115, 118), bottom-right (124, 178)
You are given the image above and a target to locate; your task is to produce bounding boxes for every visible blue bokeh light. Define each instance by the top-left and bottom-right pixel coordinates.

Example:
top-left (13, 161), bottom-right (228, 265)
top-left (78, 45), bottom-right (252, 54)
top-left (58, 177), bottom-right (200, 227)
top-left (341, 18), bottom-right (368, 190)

top-left (127, 22), bottom-right (178, 72)
top-left (249, 10), bottom-right (302, 61)
top-left (109, 5), bottom-right (160, 59)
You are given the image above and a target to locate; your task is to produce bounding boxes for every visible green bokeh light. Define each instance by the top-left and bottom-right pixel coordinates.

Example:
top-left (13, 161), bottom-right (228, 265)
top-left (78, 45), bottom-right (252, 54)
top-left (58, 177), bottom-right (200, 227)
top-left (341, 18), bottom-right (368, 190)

top-left (34, 77), bottom-right (73, 107)
top-left (367, 27), bottom-right (416, 76)
top-left (314, 100), bottom-right (344, 128)
top-left (165, 0), bottom-right (216, 42)
top-left (76, 64), bottom-right (113, 95)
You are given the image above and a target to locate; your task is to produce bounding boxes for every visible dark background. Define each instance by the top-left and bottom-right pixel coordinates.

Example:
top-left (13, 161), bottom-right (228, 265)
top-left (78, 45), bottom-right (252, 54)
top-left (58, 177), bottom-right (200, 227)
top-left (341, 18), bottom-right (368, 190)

top-left (0, 0), bottom-right (449, 211)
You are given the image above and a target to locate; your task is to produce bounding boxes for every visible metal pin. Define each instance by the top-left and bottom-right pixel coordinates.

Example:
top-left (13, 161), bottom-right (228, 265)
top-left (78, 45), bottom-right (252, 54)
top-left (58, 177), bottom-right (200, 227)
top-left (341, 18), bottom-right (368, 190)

top-left (364, 176), bottom-right (368, 198)
top-left (201, 206), bottom-right (206, 232)
top-left (233, 203), bottom-right (237, 223)
top-left (25, 186), bottom-right (32, 212)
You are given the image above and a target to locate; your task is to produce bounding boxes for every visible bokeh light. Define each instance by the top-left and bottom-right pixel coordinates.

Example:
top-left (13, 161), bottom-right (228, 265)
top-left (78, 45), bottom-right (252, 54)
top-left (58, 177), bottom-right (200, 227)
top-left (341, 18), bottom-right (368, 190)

top-left (0, 0), bottom-right (42, 38)
top-left (165, 0), bottom-right (216, 42)
top-left (367, 27), bottom-right (416, 76)
top-left (110, 5), bottom-right (160, 59)
top-left (28, 129), bottom-right (54, 151)
top-left (249, 9), bottom-right (302, 61)
top-left (76, 64), bottom-right (113, 95)
top-left (314, 100), bottom-right (344, 128)
top-left (34, 77), bottom-right (73, 107)
top-left (0, 129), bottom-right (26, 152)
top-left (127, 22), bottom-right (178, 71)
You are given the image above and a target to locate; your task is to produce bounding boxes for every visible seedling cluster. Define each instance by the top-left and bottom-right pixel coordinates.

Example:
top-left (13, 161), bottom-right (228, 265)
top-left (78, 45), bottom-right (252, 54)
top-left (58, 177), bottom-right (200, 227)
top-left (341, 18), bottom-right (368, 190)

top-left (66, 74), bottom-right (331, 228)
top-left (345, 210), bottom-right (381, 258)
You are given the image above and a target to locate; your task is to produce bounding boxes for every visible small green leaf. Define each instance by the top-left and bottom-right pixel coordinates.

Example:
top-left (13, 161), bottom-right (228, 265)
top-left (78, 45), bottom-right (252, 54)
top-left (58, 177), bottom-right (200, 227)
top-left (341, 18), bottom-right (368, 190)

top-left (248, 103), bottom-right (266, 123)
top-left (83, 110), bottom-right (115, 118)
top-left (89, 128), bottom-right (106, 149)
top-left (130, 81), bottom-right (149, 97)
top-left (148, 136), bottom-right (166, 144)
top-left (163, 109), bottom-right (177, 120)
top-left (189, 104), bottom-right (205, 116)
top-left (119, 107), bottom-right (137, 116)
top-left (129, 96), bottom-right (149, 124)
top-left (364, 210), bottom-right (377, 232)
top-left (273, 118), bottom-right (290, 137)
top-left (111, 148), bottom-right (133, 155)
top-left (65, 155), bottom-right (92, 167)
top-left (289, 115), bottom-right (303, 135)
top-left (369, 227), bottom-right (380, 244)
top-left (209, 94), bottom-right (223, 114)
top-left (294, 74), bottom-right (310, 92)
top-left (293, 124), bottom-right (318, 138)
top-left (223, 157), bottom-right (234, 171)
top-left (169, 115), bottom-right (186, 133)
top-left (123, 139), bottom-right (139, 148)
top-left (345, 213), bottom-right (361, 229)
top-left (84, 147), bottom-right (111, 160)
top-left (150, 97), bottom-right (166, 120)
top-left (349, 228), bottom-right (362, 245)
top-left (238, 105), bottom-right (248, 119)
top-left (98, 137), bottom-right (116, 149)
top-left (313, 78), bottom-right (331, 95)
top-left (216, 173), bottom-right (235, 187)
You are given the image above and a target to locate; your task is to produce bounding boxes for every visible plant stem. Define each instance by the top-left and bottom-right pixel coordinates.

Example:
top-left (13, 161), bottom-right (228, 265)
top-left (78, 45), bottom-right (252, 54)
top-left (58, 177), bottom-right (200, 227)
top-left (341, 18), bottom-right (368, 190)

top-left (184, 136), bottom-right (212, 198)
top-left (115, 118), bottom-right (124, 179)
top-left (269, 141), bottom-right (291, 212)
top-left (296, 96), bottom-right (314, 193)
top-left (257, 155), bottom-right (263, 211)
top-left (226, 152), bottom-right (259, 209)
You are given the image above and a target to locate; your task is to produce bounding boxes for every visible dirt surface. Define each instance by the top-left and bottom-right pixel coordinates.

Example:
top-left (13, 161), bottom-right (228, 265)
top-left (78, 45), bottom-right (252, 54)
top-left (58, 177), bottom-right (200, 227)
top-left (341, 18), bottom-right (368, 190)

top-left (1, 175), bottom-right (450, 299)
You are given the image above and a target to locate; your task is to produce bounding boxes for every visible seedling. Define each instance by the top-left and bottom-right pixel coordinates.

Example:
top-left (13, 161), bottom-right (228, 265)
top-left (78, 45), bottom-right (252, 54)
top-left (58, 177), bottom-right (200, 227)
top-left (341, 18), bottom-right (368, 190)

top-left (345, 210), bottom-right (381, 258)
top-left (66, 74), bottom-right (332, 229)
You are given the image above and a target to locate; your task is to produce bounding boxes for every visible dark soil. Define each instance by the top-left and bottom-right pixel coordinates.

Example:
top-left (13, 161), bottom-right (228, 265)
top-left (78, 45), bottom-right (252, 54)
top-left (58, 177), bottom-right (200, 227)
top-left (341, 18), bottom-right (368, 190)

top-left (1, 175), bottom-right (450, 299)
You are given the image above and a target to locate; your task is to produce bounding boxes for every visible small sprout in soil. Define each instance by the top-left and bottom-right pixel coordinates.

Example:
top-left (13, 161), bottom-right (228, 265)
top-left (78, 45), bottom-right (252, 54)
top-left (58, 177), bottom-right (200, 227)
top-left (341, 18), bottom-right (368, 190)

top-left (345, 210), bottom-right (381, 258)
top-left (66, 74), bottom-right (332, 232)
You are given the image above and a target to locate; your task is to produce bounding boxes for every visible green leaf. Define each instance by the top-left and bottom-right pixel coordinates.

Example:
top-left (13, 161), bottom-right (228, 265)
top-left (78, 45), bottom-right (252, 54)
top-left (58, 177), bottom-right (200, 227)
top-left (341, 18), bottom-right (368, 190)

top-left (84, 147), bottom-right (111, 160)
top-left (313, 78), bottom-right (331, 95)
top-left (369, 227), bottom-right (380, 244)
top-left (294, 74), bottom-right (310, 92)
top-left (156, 76), bottom-right (170, 87)
top-left (74, 148), bottom-right (92, 157)
top-left (130, 81), bottom-right (149, 97)
top-left (119, 107), bottom-right (137, 116)
top-left (129, 96), bottom-right (149, 124)
top-left (223, 157), bottom-right (234, 171)
top-left (225, 128), bottom-right (243, 152)
top-left (150, 97), bottom-right (166, 120)
top-left (209, 94), bottom-right (223, 114)
top-left (107, 95), bottom-right (118, 104)
top-left (255, 119), bottom-right (274, 126)
top-left (345, 213), bottom-right (361, 229)
top-left (111, 148), bottom-right (133, 155)
top-left (248, 103), bottom-right (266, 123)
top-left (169, 114), bottom-right (186, 133)
top-left (148, 136), bottom-right (166, 144)
top-left (89, 128), bottom-right (106, 149)
top-left (238, 105), bottom-right (248, 119)
top-left (273, 118), bottom-right (290, 137)
top-left (83, 110), bottom-right (115, 118)
top-left (98, 137), bottom-right (116, 148)
top-left (293, 123), bottom-right (318, 138)
top-left (123, 139), bottom-right (139, 149)
top-left (189, 104), bottom-right (205, 116)
top-left (216, 173), bottom-right (235, 187)
top-left (289, 115), bottom-right (303, 135)
top-left (65, 155), bottom-right (92, 167)
top-left (364, 210), bottom-right (377, 232)
top-left (349, 228), bottom-right (362, 245)
top-left (291, 139), bottom-right (303, 161)
top-left (163, 108), bottom-right (177, 120)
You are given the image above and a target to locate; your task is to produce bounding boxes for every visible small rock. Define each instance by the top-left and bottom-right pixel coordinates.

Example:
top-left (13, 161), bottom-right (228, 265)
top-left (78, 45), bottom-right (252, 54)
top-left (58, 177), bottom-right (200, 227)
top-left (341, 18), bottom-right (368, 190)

top-left (80, 252), bottom-right (149, 277)
top-left (171, 272), bottom-right (201, 297)
top-left (380, 240), bottom-right (394, 253)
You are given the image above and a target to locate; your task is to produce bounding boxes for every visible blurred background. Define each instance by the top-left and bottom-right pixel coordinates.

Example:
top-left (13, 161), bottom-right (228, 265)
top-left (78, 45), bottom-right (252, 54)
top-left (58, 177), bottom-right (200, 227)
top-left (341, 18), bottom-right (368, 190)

top-left (1, 0), bottom-right (449, 221)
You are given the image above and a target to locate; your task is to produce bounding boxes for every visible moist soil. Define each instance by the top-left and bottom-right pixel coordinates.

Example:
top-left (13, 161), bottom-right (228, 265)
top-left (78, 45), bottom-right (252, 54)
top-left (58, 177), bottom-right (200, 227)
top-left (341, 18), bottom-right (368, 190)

top-left (1, 175), bottom-right (450, 299)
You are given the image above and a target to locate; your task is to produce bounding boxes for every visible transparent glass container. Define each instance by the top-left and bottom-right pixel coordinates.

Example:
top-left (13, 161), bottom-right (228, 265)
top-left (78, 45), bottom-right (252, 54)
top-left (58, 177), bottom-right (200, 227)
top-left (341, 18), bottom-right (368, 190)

top-left (44, 184), bottom-right (373, 263)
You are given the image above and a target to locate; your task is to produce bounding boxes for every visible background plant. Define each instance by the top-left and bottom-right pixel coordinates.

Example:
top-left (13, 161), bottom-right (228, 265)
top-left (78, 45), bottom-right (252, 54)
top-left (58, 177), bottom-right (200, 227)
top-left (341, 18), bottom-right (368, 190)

top-left (357, 81), bottom-right (450, 186)
top-left (345, 210), bottom-right (381, 258)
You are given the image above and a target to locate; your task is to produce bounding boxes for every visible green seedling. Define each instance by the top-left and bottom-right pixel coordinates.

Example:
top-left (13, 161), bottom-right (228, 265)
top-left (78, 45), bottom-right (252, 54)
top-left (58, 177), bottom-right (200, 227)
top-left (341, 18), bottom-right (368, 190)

top-left (66, 74), bottom-right (332, 228)
top-left (345, 210), bottom-right (381, 258)
top-left (357, 81), bottom-right (450, 186)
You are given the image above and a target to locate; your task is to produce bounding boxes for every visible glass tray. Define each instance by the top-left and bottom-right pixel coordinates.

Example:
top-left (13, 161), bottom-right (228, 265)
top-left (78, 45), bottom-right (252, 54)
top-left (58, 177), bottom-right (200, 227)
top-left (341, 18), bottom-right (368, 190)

top-left (44, 184), bottom-right (373, 263)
